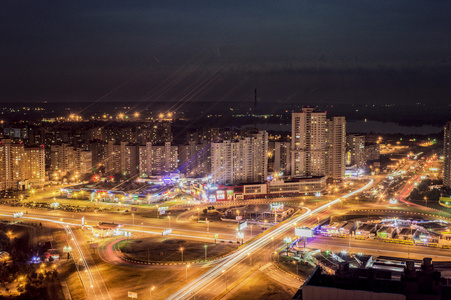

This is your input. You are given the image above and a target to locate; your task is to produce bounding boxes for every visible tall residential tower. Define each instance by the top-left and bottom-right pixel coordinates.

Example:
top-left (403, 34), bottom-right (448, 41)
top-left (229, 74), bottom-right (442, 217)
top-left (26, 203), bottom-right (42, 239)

top-left (291, 108), bottom-right (346, 180)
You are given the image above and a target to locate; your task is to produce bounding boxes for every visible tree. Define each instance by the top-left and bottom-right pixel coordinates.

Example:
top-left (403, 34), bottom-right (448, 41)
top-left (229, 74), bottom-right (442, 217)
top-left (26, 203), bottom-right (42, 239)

top-left (0, 231), bottom-right (10, 251)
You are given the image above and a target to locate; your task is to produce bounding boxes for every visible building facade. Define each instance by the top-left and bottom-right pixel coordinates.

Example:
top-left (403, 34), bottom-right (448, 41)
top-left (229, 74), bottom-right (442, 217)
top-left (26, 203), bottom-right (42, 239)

top-left (211, 130), bottom-right (268, 185)
top-left (346, 135), bottom-right (365, 167)
top-left (0, 139), bottom-right (45, 190)
top-left (138, 142), bottom-right (178, 176)
top-left (291, 108), bottom-right (346, 180)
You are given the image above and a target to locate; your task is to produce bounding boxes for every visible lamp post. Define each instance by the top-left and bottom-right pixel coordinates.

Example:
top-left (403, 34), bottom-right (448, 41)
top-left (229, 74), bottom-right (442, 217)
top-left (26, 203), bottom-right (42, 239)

top-left (197, 208), bottom-right (200, 223)
top-left (247, 253), bottom-right (252, 266)
top-left (204, 244), bottom-right (207, 261)
top-left (185, 264), bottom-right (190, 281)
top-left (180, 247), bottom-right (184, 263)
top-left (150, 286), bottom-right (155, 300)
top-left (132, 213), bottom-right (135, 226)
top-left (168, 216), bottom-right (171, 228)
top-left (250, 225), bottom-right (253, 238)
top-left (293, 260), bottom-right (298, 275)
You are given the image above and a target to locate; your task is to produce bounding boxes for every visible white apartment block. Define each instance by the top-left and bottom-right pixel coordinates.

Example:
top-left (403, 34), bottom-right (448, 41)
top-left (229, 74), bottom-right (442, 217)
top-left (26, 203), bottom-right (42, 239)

top-left (346, 135), bottom-right (365, 167)
top-left (211, 130), bottom-right (268, 185)
top-left (139, 142), bottom-right (178, 176)
top-left (0, 139), bottom-right (45, 190)
top-left (50, 144), bottom-right (92, 176)
top-left (326, 116), bottom-right (346, 180)
top-left (291, 108), bottom-right (327, 177)
top-left (291, 108), bottom-right (346, 180)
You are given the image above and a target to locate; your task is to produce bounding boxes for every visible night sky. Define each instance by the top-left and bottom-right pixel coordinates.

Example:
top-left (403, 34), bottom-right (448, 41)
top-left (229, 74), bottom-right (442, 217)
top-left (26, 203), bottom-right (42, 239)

top-left (1, 1), bottom-right (451, 105)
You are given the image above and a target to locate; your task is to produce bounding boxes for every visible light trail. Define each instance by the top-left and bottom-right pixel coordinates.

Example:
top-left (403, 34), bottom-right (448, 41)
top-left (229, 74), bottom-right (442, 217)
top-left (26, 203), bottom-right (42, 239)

top-left (167, 179), bottom-right (374, 299)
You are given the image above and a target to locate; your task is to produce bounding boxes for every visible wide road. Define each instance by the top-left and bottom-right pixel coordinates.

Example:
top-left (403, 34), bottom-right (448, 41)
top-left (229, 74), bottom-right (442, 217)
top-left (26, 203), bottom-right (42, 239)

top-left (166, 179), bottom-right (375, 300)
top-left (306, 235), bottom-right (451, 261)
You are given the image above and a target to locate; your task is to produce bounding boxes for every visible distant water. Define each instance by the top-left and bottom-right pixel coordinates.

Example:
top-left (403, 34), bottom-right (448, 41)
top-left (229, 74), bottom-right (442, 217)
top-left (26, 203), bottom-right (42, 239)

top-left (347, 120), bottom-right (443, 135)
top-left (239, 120), bottom-right (443, 135)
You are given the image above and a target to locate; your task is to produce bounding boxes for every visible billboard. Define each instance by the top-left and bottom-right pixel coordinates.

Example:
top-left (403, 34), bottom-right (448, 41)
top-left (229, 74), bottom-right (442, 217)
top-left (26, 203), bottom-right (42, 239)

top-left (238, 221), bottom-right (248, 231)
top-left (226, 190), bottom-right (234, 201)
top-left (271, 203), bottom-right (284, 211)
top-left (162, 229), bottom-right (172, 236)
top-left (216, 190), bottom-right (225, 200)
top-left (295, 227), bottom-right (313, 238)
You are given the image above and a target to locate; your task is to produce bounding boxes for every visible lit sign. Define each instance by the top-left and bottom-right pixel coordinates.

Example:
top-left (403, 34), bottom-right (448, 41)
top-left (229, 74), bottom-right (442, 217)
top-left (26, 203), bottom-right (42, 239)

top-left (238, 221), bottom-right (248, 231)
top-left (226, 190), bottom-right (234, 201)
top-left (216, 190), bottom-right (225, 200)
top-left (162, 229), bottom-right (172, 236)
top-left (295, 227), bottom-right (313, 237)
top-left (271, 203), bottom-right (284, 211)
top-left (283, 237), bottom-right (292, 244)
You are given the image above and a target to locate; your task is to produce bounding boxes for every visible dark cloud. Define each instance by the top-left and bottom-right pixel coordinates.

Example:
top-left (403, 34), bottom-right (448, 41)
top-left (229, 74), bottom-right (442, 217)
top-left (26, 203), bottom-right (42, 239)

top-left (1, 1), bottom-right (451, 105)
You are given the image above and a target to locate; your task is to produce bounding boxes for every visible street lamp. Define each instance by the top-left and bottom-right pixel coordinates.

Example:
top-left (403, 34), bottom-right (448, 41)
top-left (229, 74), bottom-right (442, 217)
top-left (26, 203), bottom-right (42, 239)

top-left (168, 216), bottom-right (171, 228)
top-left (204, 244), bottom-right (207, 260)
top-left (132, 213), bottom-right (135, 226)
top-left (185, 264), bottom-right (190, 281)
top-left (197, 208), bottom-right (200, 223)
top-left (180, 247), bottom-right (184, 263)
top-left (150, 286), bottom-right (155, 300)
top-left (247, 252), bottom-right (252, 265)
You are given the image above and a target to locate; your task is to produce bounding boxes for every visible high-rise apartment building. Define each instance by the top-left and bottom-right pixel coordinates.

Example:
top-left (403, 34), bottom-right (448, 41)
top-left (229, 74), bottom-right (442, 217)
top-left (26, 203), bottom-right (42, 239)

top-left (346, 135), bottom-right (365, 167)
top-left (291, 108), bottom-right (328, 177)
top-left (138, 142), bottom-right (178, 176)
top-left (274, 141), bottom-right (291, 175)
top-left (50, 144), bottom-right (92, 176)
top-left (291, 108), bottom-right (346, 180)
top-left (326, 116), bottom-right (346, 180)
top-left (444, 121), bottom-right (451, 188)
top-left (105, 141), bottom-right (139, 176)
top-left (178, 141), bottom-right (210, 177)
top-left (24, 146), bottom-right (46, 181)
top-left (0, 139), bottom-right (45, 190)
top-left (211, 130), bottom-right (268, 185)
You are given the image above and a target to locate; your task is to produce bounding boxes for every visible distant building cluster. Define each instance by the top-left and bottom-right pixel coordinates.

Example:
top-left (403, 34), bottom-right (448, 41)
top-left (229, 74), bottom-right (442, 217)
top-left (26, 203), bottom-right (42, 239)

top-left (0, 108), bottom-right (406, 193)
